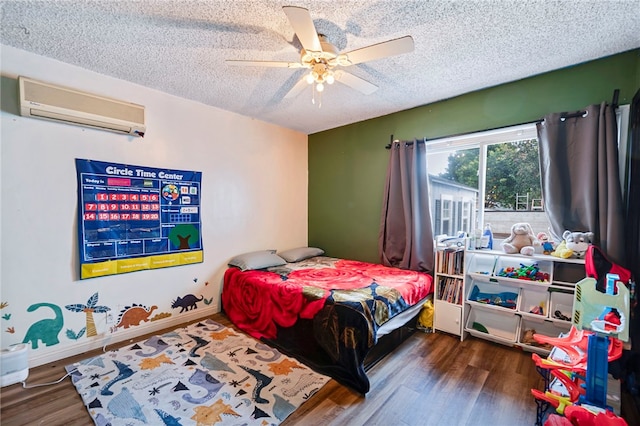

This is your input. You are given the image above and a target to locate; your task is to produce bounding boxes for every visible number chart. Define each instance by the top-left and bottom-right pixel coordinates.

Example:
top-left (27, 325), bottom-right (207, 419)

top-left (76, 159), bottom-right (203, 279)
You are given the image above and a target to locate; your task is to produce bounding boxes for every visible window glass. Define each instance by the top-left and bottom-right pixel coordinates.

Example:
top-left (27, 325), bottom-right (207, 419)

top-left (426, 124), bottom-right (551, 242)
top-left (485, 139), bottom-right (542, 210)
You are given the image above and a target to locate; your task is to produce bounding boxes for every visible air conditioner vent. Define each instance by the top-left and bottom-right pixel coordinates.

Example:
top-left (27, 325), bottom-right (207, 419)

top-left (18, 76), bottom-right (145, 137)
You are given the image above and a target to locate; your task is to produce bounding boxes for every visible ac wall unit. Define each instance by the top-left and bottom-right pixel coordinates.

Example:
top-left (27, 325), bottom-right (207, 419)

top-left (18, 76), bottom-right (145, 137)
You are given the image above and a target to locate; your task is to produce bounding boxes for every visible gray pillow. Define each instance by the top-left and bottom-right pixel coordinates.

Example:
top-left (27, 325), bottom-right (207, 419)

top-left (228, 250), bottom-right (286, 271)
top-left (278, 247), bottom-right (324, 263)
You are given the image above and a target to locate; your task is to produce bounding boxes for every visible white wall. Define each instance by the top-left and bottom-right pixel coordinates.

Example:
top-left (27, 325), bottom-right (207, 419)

top-left (0, 45), bottom-right (308, 367)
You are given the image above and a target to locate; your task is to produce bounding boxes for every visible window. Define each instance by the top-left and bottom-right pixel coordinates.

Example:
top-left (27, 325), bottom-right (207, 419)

top-left (461, 198), bottom-right (472, 233)
top-left (440, 195), bottom-right (453, 236)
top-left (427, 123), bottom-right (551, 240)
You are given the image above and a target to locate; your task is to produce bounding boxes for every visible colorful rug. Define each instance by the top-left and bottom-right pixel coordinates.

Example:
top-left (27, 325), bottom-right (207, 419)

top-left (65, 319), bottom-right (330, 425)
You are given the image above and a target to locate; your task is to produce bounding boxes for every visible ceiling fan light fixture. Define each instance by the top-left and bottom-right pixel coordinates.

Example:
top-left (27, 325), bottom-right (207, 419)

top-left (228, 7), bottom-right (411, 104)
top-left (326, 72), bottom-right (335, 85)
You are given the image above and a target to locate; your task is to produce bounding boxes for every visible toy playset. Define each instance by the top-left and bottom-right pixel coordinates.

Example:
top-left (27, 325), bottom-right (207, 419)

top-left (530, 274), bottom-right (629, 426)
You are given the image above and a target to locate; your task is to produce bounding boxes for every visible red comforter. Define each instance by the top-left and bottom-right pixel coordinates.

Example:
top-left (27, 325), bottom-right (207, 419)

top-left (222, 256), bottom-right (432, 341)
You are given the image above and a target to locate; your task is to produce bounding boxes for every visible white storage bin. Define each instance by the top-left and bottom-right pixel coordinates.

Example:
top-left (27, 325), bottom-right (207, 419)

top-left (549, 290), bottom-right (574, 322)
top-left (519, 317), bottom-right (572, 355)
top-left (518, 288), bottom-right (550, 318)
top-left (467, 253), bottom-right (498, 277)
top-left (465, 307), bottom-right (519, 343)
top-left (493, 256), bottom-right (553, 284)
top-left (467, 281), bottom-right (518, 311)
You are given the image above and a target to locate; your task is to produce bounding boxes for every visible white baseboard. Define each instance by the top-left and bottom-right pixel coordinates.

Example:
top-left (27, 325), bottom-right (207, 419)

top-left (28, 305), bottom-right (219, 368)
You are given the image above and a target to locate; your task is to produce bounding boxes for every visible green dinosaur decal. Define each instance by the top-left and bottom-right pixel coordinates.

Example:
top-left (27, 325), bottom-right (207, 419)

top-left (22, 303), bottom-right (64, 349)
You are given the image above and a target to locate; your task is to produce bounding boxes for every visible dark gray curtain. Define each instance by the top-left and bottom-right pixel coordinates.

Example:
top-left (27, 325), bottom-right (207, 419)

top-left (537, 102), bottom-right (625, 265)
top-left (624, 90), bottom-right (640, 281)
top-left (378, 139), bottom-right (434, 273)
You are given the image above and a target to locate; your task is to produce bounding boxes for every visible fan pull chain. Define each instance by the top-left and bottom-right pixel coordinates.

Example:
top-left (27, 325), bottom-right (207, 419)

top-left (311, 84), bottom-right (322, 108)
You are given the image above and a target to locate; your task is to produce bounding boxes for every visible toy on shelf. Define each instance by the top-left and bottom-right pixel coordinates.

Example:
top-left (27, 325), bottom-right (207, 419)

top-left (529, 304), bottom-right (545, 316)
top-left (537, 232), bottom-right (555, 255)
top-left (471, 322), bottom-right (489, 333)
top-left (469, 285), bottom-right (517, 309)
top-left (553, 309), bottom-right (571, 321)
top-left (495, 262), bottom-right (550, 282)
top-left (522, 329), bottom-right (552, 350)
top-left (551, 230), bottom-right (594, 259)
top-left (501, 222), bottom-right (539, 256)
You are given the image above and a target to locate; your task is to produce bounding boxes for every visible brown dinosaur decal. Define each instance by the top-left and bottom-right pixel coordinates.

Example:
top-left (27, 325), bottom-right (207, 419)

top-left (115, 304), bottom-right (158, 329)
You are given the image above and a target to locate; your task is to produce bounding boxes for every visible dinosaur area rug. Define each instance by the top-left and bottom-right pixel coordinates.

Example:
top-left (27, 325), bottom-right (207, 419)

top-left (65, 318), bottom-right (330, 425)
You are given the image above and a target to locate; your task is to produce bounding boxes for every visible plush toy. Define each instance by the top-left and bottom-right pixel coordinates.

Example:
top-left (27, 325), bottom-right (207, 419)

top-left (551, 230), bottom-right (594, 258)
top-left (551, 240), bottom-right (574, 258)
top-left (563, 230), bottom-right (594, 258)
top-left (537, 232), bottom-right (555, 255)
top-left (501, 223), bottom-right (539, 256)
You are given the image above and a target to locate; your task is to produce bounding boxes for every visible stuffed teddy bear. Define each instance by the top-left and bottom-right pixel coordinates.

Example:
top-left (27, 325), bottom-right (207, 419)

top-left (551, 230), bottom-right (594, 258)
top-left (501, 223), bottom-right (539, 256)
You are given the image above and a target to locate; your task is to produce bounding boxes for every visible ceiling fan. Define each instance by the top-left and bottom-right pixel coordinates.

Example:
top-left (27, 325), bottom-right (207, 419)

top-left (226, 6), bottom-right (414, 103)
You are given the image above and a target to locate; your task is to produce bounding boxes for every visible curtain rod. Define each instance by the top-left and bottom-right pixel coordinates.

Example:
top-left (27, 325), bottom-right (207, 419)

top-left (385, 89), bottom-right (620, 149)
top-left (385, 119), bottom-right (541, 149)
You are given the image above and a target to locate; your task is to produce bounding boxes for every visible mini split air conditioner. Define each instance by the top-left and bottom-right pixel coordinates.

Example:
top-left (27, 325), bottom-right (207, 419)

top-left (18, 76), bottom-right (146, 137)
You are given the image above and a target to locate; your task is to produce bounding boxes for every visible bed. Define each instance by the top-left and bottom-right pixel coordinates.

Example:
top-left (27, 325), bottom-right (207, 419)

top-left (221, 248), bottom-right (433, 394)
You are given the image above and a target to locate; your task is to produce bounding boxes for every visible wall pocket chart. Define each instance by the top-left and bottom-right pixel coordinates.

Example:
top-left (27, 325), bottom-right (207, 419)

top-left (76, 159), bottom-right (203, 279)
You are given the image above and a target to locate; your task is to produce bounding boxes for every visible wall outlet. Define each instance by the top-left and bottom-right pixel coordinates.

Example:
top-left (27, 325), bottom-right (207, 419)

top-left (106, 312), bottom-right (114, 324)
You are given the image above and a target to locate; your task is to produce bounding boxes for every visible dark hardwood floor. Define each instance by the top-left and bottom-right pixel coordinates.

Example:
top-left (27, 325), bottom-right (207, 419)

top-left (2, 313), bottom-right (552, 425)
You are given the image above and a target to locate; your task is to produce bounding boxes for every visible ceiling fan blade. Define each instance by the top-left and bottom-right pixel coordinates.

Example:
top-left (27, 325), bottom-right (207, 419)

top-left (226, 60), bottom-right (304, 68)
top-left (282, 6), bottom-right (322, 53)
top-left (284, 76), bottom-right (311, 100)
top-left (334, 70), bottom-right (378, 95)
top-left (342, 36), bottom-right (414, 66)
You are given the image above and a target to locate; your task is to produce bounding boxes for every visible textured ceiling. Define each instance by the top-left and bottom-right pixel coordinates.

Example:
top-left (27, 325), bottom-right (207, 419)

top-left (1, 1), bottom-right (639, 134)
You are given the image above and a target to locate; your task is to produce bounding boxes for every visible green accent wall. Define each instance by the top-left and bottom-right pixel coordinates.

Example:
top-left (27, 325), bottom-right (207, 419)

top-left (308, 49), bottom-right (640, 263)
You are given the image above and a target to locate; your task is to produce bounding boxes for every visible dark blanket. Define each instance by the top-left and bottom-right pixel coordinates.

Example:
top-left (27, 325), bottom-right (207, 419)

top-left (222, 256), bottom-right (433, 393)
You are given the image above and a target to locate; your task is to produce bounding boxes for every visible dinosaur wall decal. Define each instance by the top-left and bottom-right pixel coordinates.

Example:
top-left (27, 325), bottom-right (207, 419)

top-left (115, 304), bottom-right (158, 329)
top-left (22, 302), bottom-right (64, 349)
top-left (171, 294), bottom-right (203, 313)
